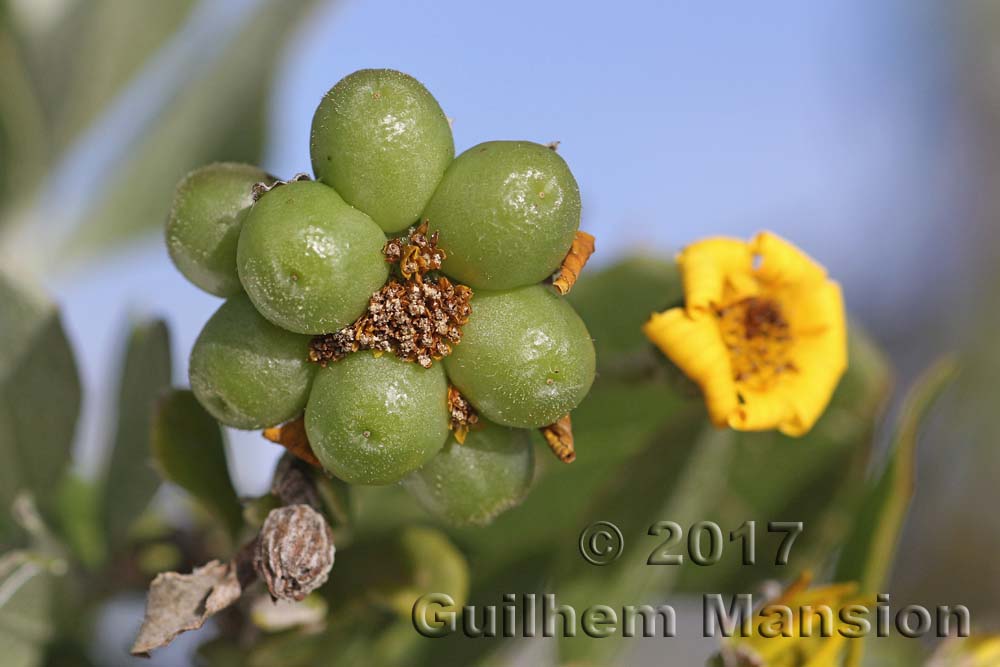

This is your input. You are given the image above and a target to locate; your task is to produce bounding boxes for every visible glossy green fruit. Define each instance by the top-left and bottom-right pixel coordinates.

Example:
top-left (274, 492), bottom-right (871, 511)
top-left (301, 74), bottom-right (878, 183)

top-left (311, 69), bottom-right (454, 233)
top-left (166, 162), bottom-right (272, 297)
top-left (236, 180), bottom-right (389, 334)
top-left (403, 421), bottom-right (535, 526)
top-left (422, 141), bottom-right (581, 289)
top-left (444, 285), bottom-right (595, 428)
top-left (189, 294), bottom-right (316, 429)
top-left (306, 353), bottom-right (449, 485)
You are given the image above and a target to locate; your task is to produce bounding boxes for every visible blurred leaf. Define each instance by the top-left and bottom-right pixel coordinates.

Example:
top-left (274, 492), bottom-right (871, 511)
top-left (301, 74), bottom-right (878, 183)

top-left (836, 356), bottom-right (957, 667)
top-left (40, 639), bottom-right (99, 667)
top-left (312, 467), bottom-right (352, 531)
top-left (151, 389), bottom-right (243, 541)
top-left (567, 255), bottom-right (681, 371)
top-left (859, 636), bottom-right (930, 666)
top-left (54, 474), bottom-right (105, 569)
top-left (835, 355), bottom-right (958, 591)
top-left (0, 26), bottom-right (48, 214)
top-left (557, 425), bottom-right (735, 664)
top-left (101, 318), bottom-right (172, 552)
top-left (0, 271), bottom-right (80, 536)
top-left (0, 553), bottom-right (55, 667)
top-left (65, 0), bottom-right (319, 258)
top-left (324, 526), bottom-right (469, 618)
top-left (53, 0), bottom-right (197, 147)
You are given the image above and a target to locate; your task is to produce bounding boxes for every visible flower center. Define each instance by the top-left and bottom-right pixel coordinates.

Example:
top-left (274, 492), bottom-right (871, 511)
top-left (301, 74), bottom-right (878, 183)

top-left (716, 296), bottom-right (796, 391)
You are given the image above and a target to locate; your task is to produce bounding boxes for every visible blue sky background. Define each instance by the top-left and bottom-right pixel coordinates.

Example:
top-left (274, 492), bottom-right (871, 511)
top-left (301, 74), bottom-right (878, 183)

top-left (48, 0), bottom-right (966, 495)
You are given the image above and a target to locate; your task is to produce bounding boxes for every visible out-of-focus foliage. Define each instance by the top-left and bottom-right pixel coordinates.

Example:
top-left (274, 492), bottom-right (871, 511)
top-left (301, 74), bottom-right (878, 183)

top-left (101, 319), bottom-right (173, 553)
top-left (0, 553), bottom-right (56, 667)
top-left (0, 0), bottom-right (319, 267)
top-left (836, 357), bottom-right (958, 593)
top-left (151, 389), bottom-right (243, 541)
top-left (0, 270), bottom-right (80, 538)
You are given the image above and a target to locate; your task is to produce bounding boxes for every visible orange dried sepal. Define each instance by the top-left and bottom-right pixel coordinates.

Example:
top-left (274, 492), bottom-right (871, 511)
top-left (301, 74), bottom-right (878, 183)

top-left (540, 414), bottom-right (575, 463)
top-left (262, 417), bottom-right (321, 468)
top-left (552, 231), bottom-right (596, 295)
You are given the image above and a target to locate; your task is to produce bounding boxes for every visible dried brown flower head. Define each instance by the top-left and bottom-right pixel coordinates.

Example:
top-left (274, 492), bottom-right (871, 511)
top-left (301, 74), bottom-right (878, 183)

top-left (254, 504), bottom-right (335, 602)
top-left (310, 222), bottom-right (473, 368)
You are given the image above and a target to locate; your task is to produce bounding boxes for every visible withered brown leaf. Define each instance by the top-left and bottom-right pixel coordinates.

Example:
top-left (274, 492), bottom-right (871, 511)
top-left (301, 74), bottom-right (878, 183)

top-left (130, 560), bottom-right (244, 657)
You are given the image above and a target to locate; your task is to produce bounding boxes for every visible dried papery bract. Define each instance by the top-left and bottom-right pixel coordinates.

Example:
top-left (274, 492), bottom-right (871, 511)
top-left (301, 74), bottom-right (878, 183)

top-left (552, 230), bottom-right (596, 295)
top-left (254, 504), bottom-right (335, 602)
top-left (540, 414), bottom-right (575, 463)
top-left (447, 385), bottom-right (480, 444)
top-left (250, 172), bottom-right (310, 202)
top-left (263, 417), bottom-right (321, 467)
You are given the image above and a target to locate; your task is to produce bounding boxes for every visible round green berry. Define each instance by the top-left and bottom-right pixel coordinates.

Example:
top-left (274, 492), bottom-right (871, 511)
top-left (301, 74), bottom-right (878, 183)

top-left (444, 285), bottom-right (595, 428)
top-left (422, 141), bottom-right (581, 290)
top-left (166, 162), bottom-right (272, 297)
top-left (311, 69), bottom-right (454, 233)
top-left (189, 294), bottom-right (316, 429)
top-left (306, 353), bottom-right (449, 485)
top-left (236, 180), bottom-right (389, 334)
top-left (403, 421), bottom-right (534, 526)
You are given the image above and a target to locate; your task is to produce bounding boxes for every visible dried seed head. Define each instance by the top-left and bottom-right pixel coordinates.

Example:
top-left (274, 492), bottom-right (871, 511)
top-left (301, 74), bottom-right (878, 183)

top-left (254, 505), bottom-right (335, 602)
top-left (309, 222), bottom-right (473, 368)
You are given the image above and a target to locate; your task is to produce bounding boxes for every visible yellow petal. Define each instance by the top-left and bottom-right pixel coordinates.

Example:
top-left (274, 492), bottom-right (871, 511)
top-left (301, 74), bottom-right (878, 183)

top-left (801, 635), bottom-right (849, 667)
top-left (752, 231), bottom-right (827, 289)
top-left (783, 279), bottom-right (845, 337)
top-left (779, 323), bottom-right (848, 437)
top-left (727, 386), bottom-right (795, 432)
top-left (677, 237), bottom-right (754, 314)
top-left (643, 308), bottom-right (737, 425)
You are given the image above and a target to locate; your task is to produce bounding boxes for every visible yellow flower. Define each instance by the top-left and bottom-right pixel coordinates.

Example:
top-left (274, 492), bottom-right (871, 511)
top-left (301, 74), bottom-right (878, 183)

top-left (722, 572), bottom-right (865, 667)
top-left (643, 232), bottom-right (847, 437)
top-left (928, 635), bottom-right (1000, 666)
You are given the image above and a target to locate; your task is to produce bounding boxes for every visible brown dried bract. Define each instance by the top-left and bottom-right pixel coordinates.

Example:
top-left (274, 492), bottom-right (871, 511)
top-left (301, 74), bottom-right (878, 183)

top-left (552, 231), bottom-right (596, 295)
top-left (384, 220), bottom-right (446, 282)
top-left (272, 454), bottom-right (322, 509)
top-left (263, 417), bottom-right (321, 468)
top-left (540, 414), bottom-right (575, 463)
top-left (251, 172), bottom-right (311, 202)
top-left (447, 386), bottom-right (479, 444)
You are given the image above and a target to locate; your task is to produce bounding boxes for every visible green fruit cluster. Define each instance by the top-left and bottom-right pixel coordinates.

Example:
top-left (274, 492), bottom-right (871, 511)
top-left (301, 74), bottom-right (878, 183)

top-left (166, 68), bottom-right (595, 524)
